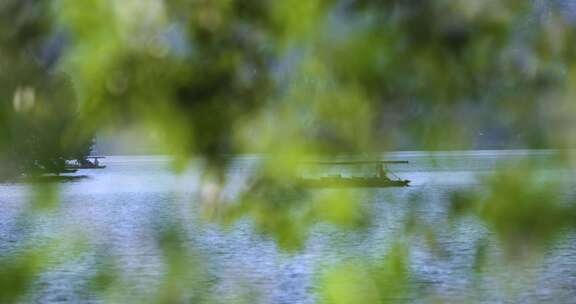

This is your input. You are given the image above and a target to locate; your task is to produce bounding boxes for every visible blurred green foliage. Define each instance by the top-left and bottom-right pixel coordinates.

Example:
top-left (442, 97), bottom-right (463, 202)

top-left (0, 1), bottom-right (93, 178)
top-left (478, 165), bottom-right (575, 258)
top-left (320, 243), bottom-right (409, 304)
top-left (2, 0), bottom-right (576, 302)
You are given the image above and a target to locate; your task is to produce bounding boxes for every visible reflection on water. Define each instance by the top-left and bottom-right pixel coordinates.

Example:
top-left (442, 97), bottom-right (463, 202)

top-left (1, 151), bottom-right (576, 303)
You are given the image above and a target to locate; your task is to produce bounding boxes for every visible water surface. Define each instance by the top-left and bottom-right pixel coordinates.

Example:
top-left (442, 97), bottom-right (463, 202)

top-left (1, 151), bottom-right (575, 303)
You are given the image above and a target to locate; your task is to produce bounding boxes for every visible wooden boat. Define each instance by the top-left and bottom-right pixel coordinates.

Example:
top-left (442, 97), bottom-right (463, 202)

top-left (299, 160), bottom-right (410, 188)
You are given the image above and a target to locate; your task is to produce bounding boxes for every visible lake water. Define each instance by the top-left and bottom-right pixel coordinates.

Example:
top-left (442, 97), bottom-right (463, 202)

top-left (1, 151), bottom-right (576, 303)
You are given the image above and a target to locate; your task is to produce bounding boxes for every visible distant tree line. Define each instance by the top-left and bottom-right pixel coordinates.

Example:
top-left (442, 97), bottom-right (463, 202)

top-left (0, 1), bottom-right (93, 179)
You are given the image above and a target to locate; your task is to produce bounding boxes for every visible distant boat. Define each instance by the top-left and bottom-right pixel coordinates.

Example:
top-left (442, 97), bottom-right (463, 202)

top-left (299, 160), bottom-right (410, 188)
top-left (67, 156), bottom-right (106, 170)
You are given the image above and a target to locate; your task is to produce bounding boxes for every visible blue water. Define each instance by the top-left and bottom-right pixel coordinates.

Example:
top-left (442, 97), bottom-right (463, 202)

top-left (1, 151), bottom-right (575, 303)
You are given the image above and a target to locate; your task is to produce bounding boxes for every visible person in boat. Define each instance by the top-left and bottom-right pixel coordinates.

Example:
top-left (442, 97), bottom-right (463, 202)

top-left (377, 164), bottom-right (387, 179)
